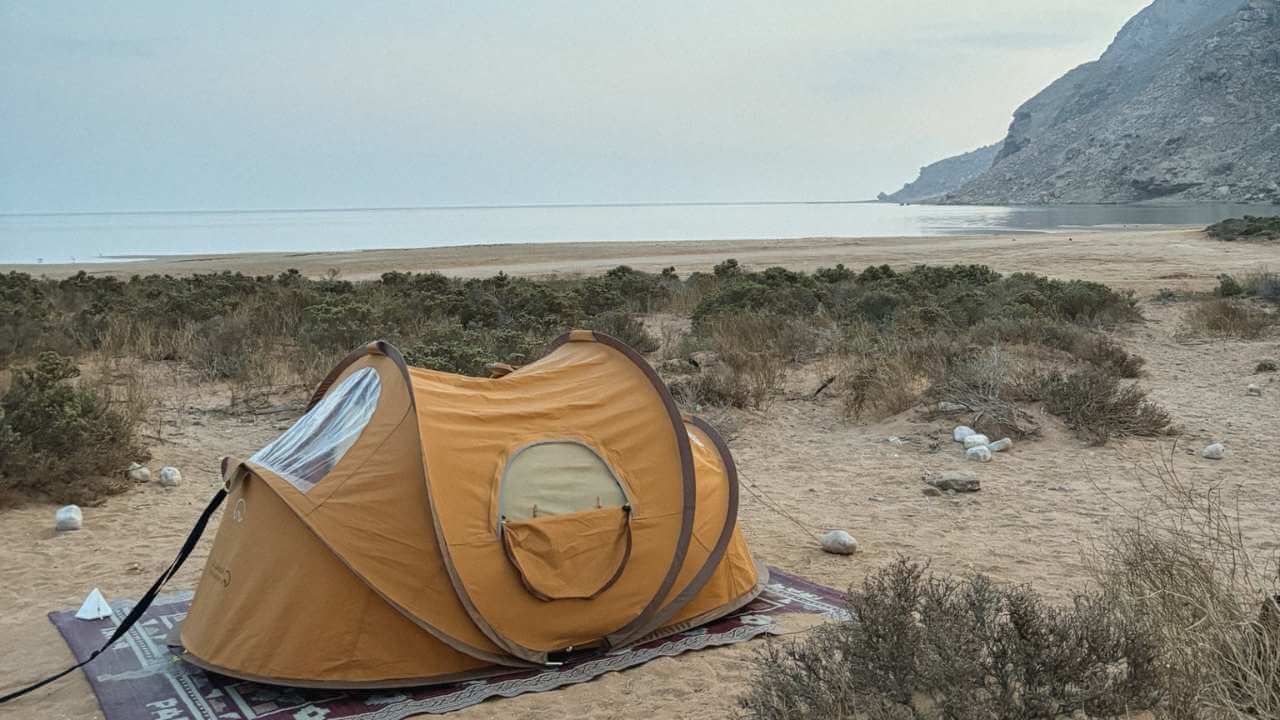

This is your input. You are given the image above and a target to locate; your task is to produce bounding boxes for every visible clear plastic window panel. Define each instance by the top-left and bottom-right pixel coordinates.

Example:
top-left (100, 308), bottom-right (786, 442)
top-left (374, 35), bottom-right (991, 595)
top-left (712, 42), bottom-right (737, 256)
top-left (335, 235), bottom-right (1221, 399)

top-left (250, 367), bottom-right (381, 492)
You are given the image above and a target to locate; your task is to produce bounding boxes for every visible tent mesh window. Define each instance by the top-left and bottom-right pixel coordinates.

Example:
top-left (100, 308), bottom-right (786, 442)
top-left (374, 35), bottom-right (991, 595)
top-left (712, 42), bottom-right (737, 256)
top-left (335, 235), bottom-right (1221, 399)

top-left (499, 441), bottom-right (627, 524)
top-left (250, 367), bottom-right (381, 492)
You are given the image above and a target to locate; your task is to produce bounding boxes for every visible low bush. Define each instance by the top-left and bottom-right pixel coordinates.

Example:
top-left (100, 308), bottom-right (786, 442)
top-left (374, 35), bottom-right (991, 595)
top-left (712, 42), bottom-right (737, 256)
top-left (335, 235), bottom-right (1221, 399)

top-left (401, 324), bottom-right (547, 377)
top-left (1217, 268), bottom-right (1280, 302)
top-left (1033, 367), bottom-right (1172, 444)
top-left (667, 313), bottom-right (810, 410)
top-left (1207, 215), bottom-right (1280, 242)
top-left (581, 310), bottom-right (659, 353)
top-left (1184, 299), bottom-right (1275, 339)
top-left (738, 558), bottom-right (1163, 720)
top-left (1095, 458), bottom-right (1280, 719)
top-left (0, 353), bottom-right (150, 507)
top-left (933, 347), bottom-right (1041, 439)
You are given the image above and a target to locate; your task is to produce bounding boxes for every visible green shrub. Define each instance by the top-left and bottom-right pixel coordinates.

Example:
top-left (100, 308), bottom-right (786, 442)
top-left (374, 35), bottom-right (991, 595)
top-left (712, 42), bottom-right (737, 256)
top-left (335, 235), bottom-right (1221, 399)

top-left (0, 353), bottom-right (149, 506)
top-left (1206, 215), bottom-right (1280, 242)
top-left (1217, 274), bottom-right (1246, 298)
top-left (738, 559), bottom-right (1162, 720)
top-left (581, 311), bottom-right (659, 353)
top-left (401, 325), bottom-right (545, 376)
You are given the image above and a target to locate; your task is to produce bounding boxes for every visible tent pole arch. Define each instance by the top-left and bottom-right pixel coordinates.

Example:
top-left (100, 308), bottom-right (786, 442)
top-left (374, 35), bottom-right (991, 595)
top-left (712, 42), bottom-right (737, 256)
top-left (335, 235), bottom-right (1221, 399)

top-left (418, 330), bottom-right (700, 663)
top-left (612, 414), bottom-right (743, 647)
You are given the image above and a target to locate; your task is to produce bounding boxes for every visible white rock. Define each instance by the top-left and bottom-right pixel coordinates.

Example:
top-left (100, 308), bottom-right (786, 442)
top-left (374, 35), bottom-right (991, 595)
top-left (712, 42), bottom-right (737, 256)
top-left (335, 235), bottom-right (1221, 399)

top-left (820, 529), bottom-right (859, 555)
top-left (1247, 384), bottom-right (1262, 397)
top-left (55, 505), bottom-right (83, 531)
top-left (963, 434), bottom-right (991, 450)
top-left (966, 446), bottom-right (993, 463)
top-left (888, 436), bottom-right (906, 446)
top-left (988, 438), bottom-right (1013, 453)
top-left (127, 462), bottom-right (151, 484)
top-left (953, 426), bottom-right (976, 442)
top-left (157, 466), bottom-right (182, 487)
top-left (1202, 443), bottom-right (1228, 460)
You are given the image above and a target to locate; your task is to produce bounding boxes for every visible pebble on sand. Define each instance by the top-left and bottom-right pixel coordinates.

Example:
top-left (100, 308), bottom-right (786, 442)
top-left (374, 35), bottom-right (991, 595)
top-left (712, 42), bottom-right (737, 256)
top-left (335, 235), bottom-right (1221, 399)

top-left (953, 426), bottom-right (976, 442)
top-left (963, 434), bottom-right (991, 450)
top-left (127, 462), bottom-right (151, 484)
top-left (158, 466), bottom-right (182, 487)
top-left (55, 505), bottom-right (82, 532)
top-left (988, 438), bottom-right (1013, 453)
top-left (820, 529), bottom-right (859, 555)
top-left (923, 470), bottom-right (980, 492)
top-left (1202, 443), bottom-right (1228, 460)
top-left (1247, 384), bottom-right (1262, 397)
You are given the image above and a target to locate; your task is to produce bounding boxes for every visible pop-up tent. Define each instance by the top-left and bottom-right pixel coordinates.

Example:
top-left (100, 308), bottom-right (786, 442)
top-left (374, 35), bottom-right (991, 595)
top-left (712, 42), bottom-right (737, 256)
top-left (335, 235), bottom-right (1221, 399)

top-left (170, 331), bottom-right (764, 688)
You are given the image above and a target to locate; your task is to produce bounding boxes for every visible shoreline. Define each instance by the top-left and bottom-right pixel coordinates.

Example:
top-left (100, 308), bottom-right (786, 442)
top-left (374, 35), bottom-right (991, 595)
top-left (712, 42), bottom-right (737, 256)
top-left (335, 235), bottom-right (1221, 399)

top-left (3, 226), bottom-right (1275, 293)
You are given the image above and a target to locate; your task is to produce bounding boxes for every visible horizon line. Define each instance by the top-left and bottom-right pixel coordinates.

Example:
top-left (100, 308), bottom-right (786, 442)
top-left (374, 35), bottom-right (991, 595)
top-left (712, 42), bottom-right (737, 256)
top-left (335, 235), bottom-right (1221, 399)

top-left (0, 198), bottom-right (880, 219)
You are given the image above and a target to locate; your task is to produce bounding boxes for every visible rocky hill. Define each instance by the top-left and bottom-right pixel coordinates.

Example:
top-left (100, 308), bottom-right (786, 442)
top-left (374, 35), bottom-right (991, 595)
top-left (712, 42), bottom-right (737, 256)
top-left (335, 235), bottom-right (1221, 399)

top-left (936, 0), bottom-right (1280, 205)
top-left (878, 142), bottom-right (1003, 203)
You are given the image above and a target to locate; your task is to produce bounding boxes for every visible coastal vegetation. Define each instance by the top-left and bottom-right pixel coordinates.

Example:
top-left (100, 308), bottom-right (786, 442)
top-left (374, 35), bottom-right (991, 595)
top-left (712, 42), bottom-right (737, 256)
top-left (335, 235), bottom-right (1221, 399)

top-left (1, 260), bottom-right (1276, 719)
top-left (0, 261), bottom-right (1177, 504)
top-left (740, 459), bottom-right (1280, 720)
top-left (1207, 216), bottom-right (1280, 243)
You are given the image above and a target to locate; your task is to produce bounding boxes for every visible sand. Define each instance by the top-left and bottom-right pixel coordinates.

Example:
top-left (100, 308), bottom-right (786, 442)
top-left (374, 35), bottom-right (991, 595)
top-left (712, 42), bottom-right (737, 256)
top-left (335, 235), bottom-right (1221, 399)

top-left (4, 226), bottom-right (1278, 295)
top-left (2, 228), bottom-right (1278, 719)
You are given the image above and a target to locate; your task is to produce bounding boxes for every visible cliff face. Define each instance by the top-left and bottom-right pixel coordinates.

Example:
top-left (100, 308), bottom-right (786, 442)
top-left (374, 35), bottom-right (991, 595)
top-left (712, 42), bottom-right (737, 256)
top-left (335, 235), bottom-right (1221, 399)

top-left (879, 142), bottom-right (1003, 203)
top-left (941, 0), bottom-right (1280, 204)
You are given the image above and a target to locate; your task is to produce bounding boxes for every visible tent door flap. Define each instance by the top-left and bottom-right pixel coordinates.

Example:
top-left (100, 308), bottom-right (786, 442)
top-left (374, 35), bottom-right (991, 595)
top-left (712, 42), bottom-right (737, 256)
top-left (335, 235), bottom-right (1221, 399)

top-left (501, 506), bottom-right (632, 601)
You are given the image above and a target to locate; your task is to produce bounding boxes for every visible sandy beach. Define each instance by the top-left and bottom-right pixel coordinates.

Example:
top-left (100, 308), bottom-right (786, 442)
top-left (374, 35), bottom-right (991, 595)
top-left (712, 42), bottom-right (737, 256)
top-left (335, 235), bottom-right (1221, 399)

top-left (2, 227), bottom-right (1279, 719)
top-left (5, 226), bottom-right (1277, 295)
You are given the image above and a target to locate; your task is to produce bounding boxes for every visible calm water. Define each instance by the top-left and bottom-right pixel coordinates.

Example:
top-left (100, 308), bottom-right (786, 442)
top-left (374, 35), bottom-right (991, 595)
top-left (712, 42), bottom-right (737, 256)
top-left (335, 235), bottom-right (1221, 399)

top-left (0, 201), bottom-right (1274, 265)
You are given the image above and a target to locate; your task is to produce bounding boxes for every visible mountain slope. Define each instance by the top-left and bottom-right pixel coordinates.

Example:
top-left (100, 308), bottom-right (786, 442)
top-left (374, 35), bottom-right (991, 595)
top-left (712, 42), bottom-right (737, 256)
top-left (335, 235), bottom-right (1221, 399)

top-left (878, 142), bottom-right (1003, 203)
top-left (942, 0), bottom-right (1280, 204)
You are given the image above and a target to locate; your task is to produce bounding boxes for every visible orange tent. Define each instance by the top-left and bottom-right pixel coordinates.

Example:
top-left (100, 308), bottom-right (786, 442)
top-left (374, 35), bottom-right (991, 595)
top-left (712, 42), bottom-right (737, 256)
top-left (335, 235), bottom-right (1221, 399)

top-left (171, 331), bottom-right (764, 687)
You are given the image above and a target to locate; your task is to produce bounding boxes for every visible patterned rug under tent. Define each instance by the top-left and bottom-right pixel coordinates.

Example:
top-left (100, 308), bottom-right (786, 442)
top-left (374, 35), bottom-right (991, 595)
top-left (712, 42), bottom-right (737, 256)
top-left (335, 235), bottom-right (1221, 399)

top-left (46, 568), bottom-right (847, 719)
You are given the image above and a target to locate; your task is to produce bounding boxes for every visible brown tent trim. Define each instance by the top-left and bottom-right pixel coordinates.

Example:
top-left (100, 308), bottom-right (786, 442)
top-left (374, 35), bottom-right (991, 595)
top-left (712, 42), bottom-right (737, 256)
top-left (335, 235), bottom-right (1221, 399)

top-left (613, 414), bottom-right (742, 646)
top-left (630, 561), bottom-right (770, 647)
top-left (574, 332), bottom-right (699, 652)
top-left (305, 340), bottom-right (413, 412)
top-left (422, 330), bottom-right (698, 663)
top-left (258, 345), bottom-right (530, 669)
top-left (222, 464), bottom-right (529, 670)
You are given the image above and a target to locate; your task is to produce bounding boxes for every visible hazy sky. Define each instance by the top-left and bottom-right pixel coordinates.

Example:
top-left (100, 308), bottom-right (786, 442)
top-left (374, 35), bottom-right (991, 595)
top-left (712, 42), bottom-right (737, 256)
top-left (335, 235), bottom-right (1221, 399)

top-left (1, 1), bottom-right (1152, 213)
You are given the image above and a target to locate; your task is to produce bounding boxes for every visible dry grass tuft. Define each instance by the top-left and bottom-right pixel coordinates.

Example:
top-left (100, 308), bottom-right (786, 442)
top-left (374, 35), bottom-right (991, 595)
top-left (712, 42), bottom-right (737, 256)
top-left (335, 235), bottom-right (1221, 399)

top-left (1094, 454), bottom-right (1280, 719)
top-left (933, 346), bottom-right (1042, 439)
top-left (669, 313), bottom-right (809, 410)
top-left (1184, 299), bottom-right (1276, 340)
top-left (1033, 367), bottom-right (1173, 445)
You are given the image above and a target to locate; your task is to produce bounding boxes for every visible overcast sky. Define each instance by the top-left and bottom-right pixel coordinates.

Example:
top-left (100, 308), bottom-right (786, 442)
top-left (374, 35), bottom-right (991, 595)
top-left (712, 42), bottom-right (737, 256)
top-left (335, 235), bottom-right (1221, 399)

top-left (0, 1), bottom-right (1152, 213)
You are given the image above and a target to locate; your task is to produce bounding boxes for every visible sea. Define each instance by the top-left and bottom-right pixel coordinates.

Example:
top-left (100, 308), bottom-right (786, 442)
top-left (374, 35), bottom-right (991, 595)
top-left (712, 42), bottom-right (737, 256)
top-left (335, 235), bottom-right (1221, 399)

top-left (0, 201), bottom-right (1274, 265)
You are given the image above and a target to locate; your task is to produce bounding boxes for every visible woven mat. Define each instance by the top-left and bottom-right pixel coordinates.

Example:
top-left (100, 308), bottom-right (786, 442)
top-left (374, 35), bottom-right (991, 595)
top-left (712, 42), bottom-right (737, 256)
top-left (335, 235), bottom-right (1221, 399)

top-left (46, 568), bottom-right (845, 718)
